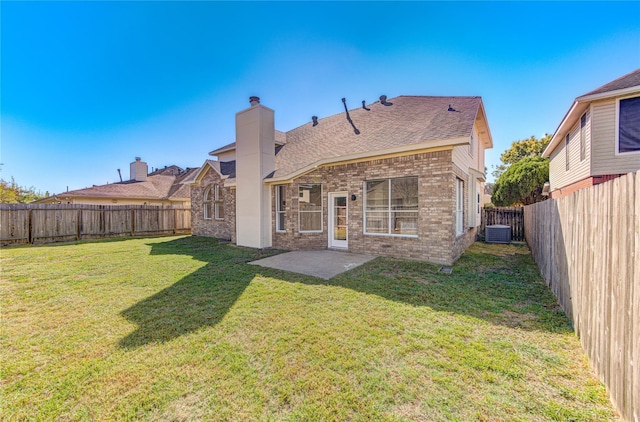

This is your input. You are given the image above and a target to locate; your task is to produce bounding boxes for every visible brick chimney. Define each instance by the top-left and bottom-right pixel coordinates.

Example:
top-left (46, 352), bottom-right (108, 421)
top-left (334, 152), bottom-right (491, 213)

top-left (235, 96), bottom-right (275, 248)
top-left (130, 157), bottom-right (148, 182)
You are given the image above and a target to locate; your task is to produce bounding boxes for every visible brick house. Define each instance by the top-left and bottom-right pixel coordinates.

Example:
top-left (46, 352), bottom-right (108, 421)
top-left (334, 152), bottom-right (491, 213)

top-left (187, 95), bottom-right (492, 265)
top-left (542, 68), bottom-right (640, 198)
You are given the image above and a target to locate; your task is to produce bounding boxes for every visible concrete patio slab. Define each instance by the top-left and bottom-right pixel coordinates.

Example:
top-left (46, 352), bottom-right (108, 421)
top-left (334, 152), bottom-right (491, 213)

top-left (249, 250), bottom-right (377, 280)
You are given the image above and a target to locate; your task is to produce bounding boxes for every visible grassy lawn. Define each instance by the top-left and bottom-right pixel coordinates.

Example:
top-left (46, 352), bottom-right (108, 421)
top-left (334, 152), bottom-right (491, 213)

top-left (1, 236), bottom-right (617, 421)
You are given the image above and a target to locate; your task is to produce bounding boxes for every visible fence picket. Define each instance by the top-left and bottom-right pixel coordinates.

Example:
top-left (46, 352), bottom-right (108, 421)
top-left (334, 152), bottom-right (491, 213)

top-left (480, 206), bottom-right (525, 241)
top-left (0, 204), bottom-right (191, 245)
top-left (524, 172), bottom-right (638, 421)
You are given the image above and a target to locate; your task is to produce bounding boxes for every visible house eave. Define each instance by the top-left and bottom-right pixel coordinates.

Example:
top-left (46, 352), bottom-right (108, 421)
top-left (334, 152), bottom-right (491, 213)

top-left (544, 84), bottom-right (640, 158)
top-left (263, 137), bottom-right (467, 185)
top-left (475, 101), bottom-right (493, 149)
top-left (576, 85), bottom-right (640, 103)
top-left (188, 160), bottom-right (226, 185)
top-left (543, 100), bottom-right (589, 158)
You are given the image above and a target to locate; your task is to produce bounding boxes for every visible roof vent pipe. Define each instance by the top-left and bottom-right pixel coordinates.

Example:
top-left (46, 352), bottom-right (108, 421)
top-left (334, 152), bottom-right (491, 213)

top-left (341, 97), bottom-right (360, 135)
top-left (362, 101), bottom-right (370, 111)
top-left (312, 116), bottom-right (318, 126)
top-left (380, 95), bottom-right (393, 106)
top-left (249, 96), bottom-right (260, 106)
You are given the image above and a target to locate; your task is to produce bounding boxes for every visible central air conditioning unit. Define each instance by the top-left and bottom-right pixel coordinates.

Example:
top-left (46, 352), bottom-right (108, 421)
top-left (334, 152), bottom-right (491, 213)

top-left (485, 225), bottom-right (512, 244)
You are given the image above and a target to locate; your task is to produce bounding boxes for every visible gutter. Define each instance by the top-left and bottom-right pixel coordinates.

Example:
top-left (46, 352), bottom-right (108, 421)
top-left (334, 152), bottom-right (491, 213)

top-left (260, 136), bottom-right (469, 185)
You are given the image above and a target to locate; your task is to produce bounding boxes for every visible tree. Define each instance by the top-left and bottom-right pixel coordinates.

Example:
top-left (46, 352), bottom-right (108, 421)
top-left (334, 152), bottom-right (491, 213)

top-left (492, 134), bottom-right (552, 180)
top-left (0, 177), bottom-right (47, 204)
top-left (492, 157), bottom-right (549, 206)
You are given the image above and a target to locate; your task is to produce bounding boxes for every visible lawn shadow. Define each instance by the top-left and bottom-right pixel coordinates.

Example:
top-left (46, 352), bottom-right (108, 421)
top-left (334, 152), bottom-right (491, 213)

top-left (322, 241), bottom-right (572, 333)
top-left (119, 237), bottom-right (570, 349)
top-left (252, 241), bottom-right (572, 334)
top-left (118, 236), bottom-right (282, 349)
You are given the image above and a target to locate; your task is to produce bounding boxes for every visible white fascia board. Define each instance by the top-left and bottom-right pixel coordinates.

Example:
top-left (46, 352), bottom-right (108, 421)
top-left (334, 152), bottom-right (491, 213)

top-left (576, 85), bottom-right (640, 102)
top-left (264, 137), bottom-right (467, 184)
top-left (187, 161), bottom-right (226, 185)
top-left (543, 100), bottom-right (588, 158)
top-left (476, 102), bottom-right (494, 149)
top-left (208, 145), bottom-right (236, 156)
top-left (543, 86), bottom-right (640, 159)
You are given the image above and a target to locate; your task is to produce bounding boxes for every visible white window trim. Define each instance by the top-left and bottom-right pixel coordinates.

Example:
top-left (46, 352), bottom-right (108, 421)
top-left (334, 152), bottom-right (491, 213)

top-left (203, 186), bottom-right (212, 220)
top-left (615, 95), bottom-right (640, 156)
top-left (363, 178), bottom-right (419, 238)
top-left (298, 184), bottom-right (323, 233)
top-left (276, 185), bottom-right (286, 233)
top-left (214, 184), bottom-right (224, 220)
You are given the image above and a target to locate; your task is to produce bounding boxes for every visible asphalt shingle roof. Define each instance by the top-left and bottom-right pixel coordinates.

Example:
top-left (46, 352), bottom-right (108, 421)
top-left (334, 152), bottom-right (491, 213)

top-left (210, 96), bottom-right (483, 181)
top-left (272, 95), bottom-right (481, 178)
top-left (580, 68), bottom-right (640, 98)
top-left (51, 167), bottom-right (199, 201)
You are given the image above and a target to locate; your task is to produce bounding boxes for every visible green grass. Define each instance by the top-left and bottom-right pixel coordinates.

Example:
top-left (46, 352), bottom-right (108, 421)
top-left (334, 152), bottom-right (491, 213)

top-left (1, 236), bottom-right (618, 421)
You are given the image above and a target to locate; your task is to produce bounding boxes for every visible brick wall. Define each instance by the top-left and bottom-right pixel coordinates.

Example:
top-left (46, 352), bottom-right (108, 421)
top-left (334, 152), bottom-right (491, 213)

top-left (191, 169), bottom-right (235, 240)
top-left (271, 150), bottom-right (472, 265)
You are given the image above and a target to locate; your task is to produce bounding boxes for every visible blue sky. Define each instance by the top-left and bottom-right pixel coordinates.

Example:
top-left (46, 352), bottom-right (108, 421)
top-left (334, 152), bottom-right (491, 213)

top-left (2, 1), bottom-right (639, 195)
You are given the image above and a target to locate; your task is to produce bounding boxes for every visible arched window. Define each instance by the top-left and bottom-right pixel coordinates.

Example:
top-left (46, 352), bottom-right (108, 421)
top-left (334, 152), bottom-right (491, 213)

top-left (214, 184), bottom-right (224, 220)
top-left (203, 186), bottom-right (212, 220)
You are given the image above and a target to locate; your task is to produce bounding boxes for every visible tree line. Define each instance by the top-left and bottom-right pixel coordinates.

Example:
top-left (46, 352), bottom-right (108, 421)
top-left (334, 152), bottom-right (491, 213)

top-left (0, 177), bottom-right (47, 204)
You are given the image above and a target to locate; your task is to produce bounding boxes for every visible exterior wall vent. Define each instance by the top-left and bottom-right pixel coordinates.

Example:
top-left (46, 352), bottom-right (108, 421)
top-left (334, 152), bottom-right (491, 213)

top-left (485, 224), bottom-right (512, 244)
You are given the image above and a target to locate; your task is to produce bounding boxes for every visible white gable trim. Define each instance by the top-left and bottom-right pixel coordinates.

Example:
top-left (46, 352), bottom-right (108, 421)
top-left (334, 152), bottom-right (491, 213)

top-left (186, 161), bottom-right (227, 185)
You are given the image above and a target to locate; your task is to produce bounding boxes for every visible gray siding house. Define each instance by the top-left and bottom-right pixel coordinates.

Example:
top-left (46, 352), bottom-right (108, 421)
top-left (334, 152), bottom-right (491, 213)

top-left (543, 68), bottom-right (640, 198)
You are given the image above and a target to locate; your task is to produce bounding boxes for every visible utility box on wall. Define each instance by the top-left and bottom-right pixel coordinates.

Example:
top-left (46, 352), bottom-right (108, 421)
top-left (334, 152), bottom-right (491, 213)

top-left (485, 224), bottom-right (512, 244)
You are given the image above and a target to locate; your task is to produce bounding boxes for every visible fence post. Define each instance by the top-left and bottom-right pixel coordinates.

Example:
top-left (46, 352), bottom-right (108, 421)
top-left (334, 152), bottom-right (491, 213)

top-left (28, 208), bottom-right (33, 244)
top-left (131, 208), bottom-right (135, 237)
top-left (76, 209), bottom-right (81, 241)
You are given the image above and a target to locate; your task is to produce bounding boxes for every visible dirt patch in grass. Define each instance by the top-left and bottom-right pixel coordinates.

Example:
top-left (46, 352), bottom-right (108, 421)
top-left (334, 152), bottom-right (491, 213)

top-left (148, 393), bottom-right (206, 422)
top-left (496, 310), bottom-right (538, 327)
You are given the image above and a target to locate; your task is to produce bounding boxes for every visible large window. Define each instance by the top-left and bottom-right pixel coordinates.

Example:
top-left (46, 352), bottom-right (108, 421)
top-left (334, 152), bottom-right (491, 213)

top-left (299, 184), bottom-right (322, 232)
top-left (364, 177), bottom-right (418, 236)
top-left (456, 178), bottom-right (464, 236)
top-left (214, 184), bottom-right (224, 220)
top-left (276, 185), bottom-right (286, 232)
top-left (203, 186), bottom-right (212, 220)
top-left (618, 96), bottom-right (640, 154)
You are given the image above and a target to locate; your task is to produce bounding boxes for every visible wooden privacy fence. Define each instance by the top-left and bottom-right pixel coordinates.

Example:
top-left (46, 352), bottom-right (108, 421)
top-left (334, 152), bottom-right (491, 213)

top-left (0, 204), bottom-right (191, 245)
top-left (480, 206), bottom-right (525, 241)
top-left (524, 172), bottom-right (639, 422)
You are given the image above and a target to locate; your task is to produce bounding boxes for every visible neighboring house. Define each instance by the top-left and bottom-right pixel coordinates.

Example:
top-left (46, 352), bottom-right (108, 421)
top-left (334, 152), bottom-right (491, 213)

top-left (37, 158), bottom-right (197, 207)
top-left (542, 68), bottom-right (640, 198)
top-left (187, 95), bottom-right (492, 265)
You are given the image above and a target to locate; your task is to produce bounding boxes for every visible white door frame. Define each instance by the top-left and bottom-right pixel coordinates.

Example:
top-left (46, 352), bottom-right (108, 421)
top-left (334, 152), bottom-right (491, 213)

top-left (328, 192), bottom-right (348, 249)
